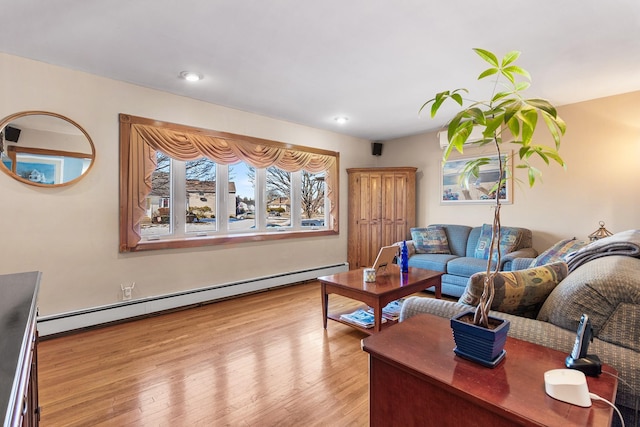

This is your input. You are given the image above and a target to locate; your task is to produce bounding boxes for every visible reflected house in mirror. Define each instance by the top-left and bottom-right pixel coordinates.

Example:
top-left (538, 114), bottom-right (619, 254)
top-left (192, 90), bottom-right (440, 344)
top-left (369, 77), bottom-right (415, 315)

top-left (0, 111), bottom-right (95, 187)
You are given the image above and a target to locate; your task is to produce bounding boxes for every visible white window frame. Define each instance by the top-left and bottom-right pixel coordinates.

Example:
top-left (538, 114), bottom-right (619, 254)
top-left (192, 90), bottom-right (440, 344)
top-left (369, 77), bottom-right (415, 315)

top-left (145, 162), bottom-right (328, 241)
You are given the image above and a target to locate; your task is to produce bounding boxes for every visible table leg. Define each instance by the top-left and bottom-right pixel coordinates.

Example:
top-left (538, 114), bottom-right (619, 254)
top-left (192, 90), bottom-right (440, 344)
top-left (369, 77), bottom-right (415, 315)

top-left (373, 301), bottom-right (383, 333)
top-left (321, 282), bottom-right (328, 329)
top-left (435, 281), bottom-right (442, 299)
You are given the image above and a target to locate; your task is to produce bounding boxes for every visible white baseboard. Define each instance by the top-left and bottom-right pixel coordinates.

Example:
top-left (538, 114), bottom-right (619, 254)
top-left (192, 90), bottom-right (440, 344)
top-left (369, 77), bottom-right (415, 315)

top-left (37, 263), bottom-right (348, 336)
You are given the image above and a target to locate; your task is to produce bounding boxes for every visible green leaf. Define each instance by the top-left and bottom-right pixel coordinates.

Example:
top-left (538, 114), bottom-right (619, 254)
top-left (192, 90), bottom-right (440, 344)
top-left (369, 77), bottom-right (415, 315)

top-left (450, 121), bottom-right (474, 147)
top-left (451, 93), bottom-right (464, 106)
top-left (419, 89), bottom-right (470, 118)
top-left (465, 107), bottom-right (486, 124)
top-left (504, 101), bottom-right (521, 124)
top-left (541, 112), bottom-right (564, 147)
top-left (448, 111), bottom-right (465, 136)
top-left (507, 115), bottom-right (520, 137)
top-left (532, 145), bottom-right (566, 167)
top-left (534, 148), bottom-right (550, 165)
top-left (547, 151), bottom-right (567, 168)
top-left (442, 140), bottom-right (456, 160)
top-left (520, 109), bottom-right (538, 144)
top-left (418, 98), bottom-right (434, 116)
top-left (556, 115), bottom-right (567, 134)
top-left (544, 150), bottom-right (565, 167)
top-left (521, 122), bottom-right (533, 145)
top-left (501, 68), bottom-right (516, 84)
top-left (493, 98), bottom-right (515, 110)
top-left (526, 99), bottom-right (557, 117)
top-left (518, 146), bottom-right (530, 160)
top-left (431, 97), bottom-right (445, 118)
top-left (473, 48), bottom-right (499, 67)
top-left (444, 116), bottom-right (469, 150)
top-left (458, 158), bottom-right (491, 189)
top-left (484, 115), bottom-right (503, 137)
top-left (514, 81), bottom-right (531, 92)
top-left (504, 65), bottom-right (531, 80)
top-left (419, 91), bottom-right (444, 116)
top-left (478, 67), bottom-right (498, 80)
top-left (492, 91), bottom-right (511, 102)
top-left (528, 166), bottom-right (540, 187)
top-left (501, 51), bottom-right (521, 67)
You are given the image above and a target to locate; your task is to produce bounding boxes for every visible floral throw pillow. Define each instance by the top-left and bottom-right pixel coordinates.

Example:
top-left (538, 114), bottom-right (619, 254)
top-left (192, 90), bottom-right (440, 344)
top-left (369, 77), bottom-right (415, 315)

top-left (411, 226), bottom-right (450, 254)
top-left (459, 261), bottom-right (568, 318)
top-left (474, 224), bottom-right (522, 261)
top-left (530, 238), bottom-right (588, 267)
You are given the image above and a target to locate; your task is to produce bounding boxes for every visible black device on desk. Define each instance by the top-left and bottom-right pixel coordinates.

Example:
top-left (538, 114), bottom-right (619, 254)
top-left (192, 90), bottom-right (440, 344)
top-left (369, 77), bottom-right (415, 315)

top-left (565, 313), bottom-right (602, 377)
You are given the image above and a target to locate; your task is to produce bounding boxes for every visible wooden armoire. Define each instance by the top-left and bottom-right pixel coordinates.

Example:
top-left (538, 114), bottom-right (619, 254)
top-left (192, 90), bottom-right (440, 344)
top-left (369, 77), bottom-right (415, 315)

top-left (347, 167), bottom-right (417, 270)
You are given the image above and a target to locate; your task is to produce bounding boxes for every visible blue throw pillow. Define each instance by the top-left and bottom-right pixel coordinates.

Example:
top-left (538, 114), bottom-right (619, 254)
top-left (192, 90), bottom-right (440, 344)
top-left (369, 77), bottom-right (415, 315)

top-left (530, 238), bottom-right (587, 267)
top-left (411, 226), bottom-right (450, 254)
top-left (474, 224), bottom-right (521, 261)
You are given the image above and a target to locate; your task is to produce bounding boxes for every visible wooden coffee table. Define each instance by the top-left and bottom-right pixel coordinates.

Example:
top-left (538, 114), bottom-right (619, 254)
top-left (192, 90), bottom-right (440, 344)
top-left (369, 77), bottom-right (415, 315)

top-left (318, 265), bottom-right (442, 334)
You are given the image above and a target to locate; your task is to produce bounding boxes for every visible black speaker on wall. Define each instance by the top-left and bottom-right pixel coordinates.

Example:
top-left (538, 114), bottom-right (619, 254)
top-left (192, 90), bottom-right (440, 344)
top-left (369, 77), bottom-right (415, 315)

top-left (372, 142), bottom-right (383, 156)
top-left (4, 126), bottom-right (21, 143)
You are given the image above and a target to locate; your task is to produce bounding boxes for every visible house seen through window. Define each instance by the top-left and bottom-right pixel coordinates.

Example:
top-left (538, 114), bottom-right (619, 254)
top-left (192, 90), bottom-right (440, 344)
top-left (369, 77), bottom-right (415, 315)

top-left (141, 154), bottom-right (327, 239)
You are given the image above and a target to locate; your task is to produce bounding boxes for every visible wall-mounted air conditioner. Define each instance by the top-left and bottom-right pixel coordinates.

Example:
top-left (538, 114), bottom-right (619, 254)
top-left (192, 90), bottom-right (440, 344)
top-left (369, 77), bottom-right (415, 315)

top-left (438, 126), bottom-right (484, 149)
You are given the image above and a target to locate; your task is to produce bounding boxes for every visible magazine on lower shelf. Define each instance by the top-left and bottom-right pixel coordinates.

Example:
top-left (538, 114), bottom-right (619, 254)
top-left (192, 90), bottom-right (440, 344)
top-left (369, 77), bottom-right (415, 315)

top-left (367, 299), bottom-right (404, 321)
top-left (340, 308), bottom-right (387, 328)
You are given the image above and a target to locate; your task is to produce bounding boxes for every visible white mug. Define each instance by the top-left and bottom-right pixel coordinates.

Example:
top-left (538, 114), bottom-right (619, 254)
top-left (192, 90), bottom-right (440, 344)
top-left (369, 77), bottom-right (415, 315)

top-left (363, 268), bottom-right (376, 282)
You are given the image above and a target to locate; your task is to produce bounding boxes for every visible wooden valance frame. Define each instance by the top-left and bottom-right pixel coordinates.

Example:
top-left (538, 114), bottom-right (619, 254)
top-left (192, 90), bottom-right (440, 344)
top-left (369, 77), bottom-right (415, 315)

top-left (119, 114), bottom-right (339, 252)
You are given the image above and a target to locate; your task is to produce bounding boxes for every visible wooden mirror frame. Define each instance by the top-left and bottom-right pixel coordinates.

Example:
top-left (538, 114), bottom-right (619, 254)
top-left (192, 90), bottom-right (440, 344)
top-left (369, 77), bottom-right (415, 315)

top-left (0, 111), bottom-right (96, 187)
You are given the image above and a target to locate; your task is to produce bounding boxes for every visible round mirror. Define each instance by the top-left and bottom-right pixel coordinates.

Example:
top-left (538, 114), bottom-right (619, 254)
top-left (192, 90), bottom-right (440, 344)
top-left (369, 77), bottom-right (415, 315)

top-left (0, 111), bottom-right (95, 187)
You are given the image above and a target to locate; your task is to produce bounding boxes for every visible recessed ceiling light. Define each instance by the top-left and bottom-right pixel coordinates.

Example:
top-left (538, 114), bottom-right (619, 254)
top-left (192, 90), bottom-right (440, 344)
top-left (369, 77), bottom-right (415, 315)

top-left (179, 71), bottom-right (203, 82)
top-left (334, 116), bottom-right (349, 124)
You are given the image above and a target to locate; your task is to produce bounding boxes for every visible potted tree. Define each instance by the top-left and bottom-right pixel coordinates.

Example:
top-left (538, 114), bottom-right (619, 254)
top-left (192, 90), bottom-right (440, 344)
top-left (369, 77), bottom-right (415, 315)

top-left (421, 48), bottom-right (566, 366)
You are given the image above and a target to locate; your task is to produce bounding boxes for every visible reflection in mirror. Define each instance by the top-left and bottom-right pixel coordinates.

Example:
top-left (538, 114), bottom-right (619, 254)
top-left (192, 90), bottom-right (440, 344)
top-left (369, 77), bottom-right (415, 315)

top-left (0, 111), bottom-right (95, 187)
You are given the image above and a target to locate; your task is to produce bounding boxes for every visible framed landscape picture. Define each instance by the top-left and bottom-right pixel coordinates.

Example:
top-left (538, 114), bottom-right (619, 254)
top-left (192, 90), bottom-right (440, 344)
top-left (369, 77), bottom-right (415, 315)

top-left (441, 153), bottom-right (512, 205)
top-left (12, 155), bottom-right (62, 185)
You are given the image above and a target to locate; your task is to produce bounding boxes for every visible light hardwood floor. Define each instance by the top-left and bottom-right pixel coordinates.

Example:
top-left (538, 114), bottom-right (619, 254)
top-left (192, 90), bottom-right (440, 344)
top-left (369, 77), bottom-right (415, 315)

top-left (38, 281), bottom-right (380, 426)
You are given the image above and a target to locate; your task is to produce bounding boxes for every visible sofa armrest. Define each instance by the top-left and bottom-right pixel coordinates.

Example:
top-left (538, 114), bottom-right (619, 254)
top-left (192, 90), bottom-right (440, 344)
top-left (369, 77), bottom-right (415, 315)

top-left (500, 248), bottom-right (538, 271)
top-left (400, 296), bottom-right (471, 321)
top-left (508, 258), bottom-right (535, 271)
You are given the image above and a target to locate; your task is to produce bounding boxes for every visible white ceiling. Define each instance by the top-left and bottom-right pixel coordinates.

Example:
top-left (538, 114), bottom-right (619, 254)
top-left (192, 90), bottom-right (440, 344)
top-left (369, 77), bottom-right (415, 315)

top-left (1, 1), bottom-right (639, 141)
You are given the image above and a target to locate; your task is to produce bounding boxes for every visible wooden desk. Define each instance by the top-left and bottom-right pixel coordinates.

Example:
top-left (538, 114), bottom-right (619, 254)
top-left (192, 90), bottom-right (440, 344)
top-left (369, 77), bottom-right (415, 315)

top-left (362, 313), bottom-right (618, 426)
top-left (318, 265), bottom-right (442, 334)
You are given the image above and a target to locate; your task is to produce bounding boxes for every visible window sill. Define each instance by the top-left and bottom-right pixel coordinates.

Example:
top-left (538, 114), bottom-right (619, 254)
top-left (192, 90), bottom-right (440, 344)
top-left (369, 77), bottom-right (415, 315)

top-left (122, 229), bottom-right (338, 252)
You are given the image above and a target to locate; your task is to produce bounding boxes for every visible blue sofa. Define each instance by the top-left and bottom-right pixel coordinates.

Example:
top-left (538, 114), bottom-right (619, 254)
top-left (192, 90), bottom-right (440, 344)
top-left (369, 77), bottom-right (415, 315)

top-left (401, 224), bottom-right (537, 298)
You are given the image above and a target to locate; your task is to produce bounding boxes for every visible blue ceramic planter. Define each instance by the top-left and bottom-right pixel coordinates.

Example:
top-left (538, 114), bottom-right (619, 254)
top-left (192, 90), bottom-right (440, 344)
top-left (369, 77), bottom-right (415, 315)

top-left (450, 310), bottom-right (510, 368)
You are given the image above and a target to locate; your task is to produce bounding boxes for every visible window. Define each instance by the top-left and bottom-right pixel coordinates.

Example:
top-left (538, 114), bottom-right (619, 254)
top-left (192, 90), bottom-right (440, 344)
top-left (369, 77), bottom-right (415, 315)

top-left (232, 161), bottom-right (256, 230)
top-left (119, 114), bottom-right (339, 252)
top-left (300, 171), bottom-right (326, 228)
top-left (265, 166), bottom-right (291, 228)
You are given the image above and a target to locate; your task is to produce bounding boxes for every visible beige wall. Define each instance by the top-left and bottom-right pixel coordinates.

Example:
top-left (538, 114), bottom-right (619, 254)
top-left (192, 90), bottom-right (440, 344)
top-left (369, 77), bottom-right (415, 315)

top-left (380, 91), bottom-right (640, 252)
top-left (0, 53), bottom-right (371, 316)
top-left (2, 52), bottom-right (639, 318)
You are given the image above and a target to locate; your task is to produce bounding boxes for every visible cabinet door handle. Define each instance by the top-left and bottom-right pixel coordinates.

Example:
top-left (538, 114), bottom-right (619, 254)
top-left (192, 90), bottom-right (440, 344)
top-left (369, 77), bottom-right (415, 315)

top-left (22, 395), bottom-right (28, 415)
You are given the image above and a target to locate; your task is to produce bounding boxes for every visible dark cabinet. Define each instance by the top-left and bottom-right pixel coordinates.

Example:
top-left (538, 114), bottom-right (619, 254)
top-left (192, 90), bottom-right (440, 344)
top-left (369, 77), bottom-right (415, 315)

top-left (1, 271), bottom-right (41, 427)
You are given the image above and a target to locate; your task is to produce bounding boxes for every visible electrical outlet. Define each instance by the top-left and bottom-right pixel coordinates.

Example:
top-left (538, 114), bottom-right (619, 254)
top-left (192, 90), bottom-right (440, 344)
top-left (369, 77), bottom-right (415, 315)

top-left (121, 282), bottom-right (135, 301)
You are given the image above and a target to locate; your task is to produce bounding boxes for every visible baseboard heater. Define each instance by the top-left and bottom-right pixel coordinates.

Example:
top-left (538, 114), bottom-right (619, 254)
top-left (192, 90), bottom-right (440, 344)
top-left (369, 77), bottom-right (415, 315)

top-left (37, 262), bottom-right (348, 336)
